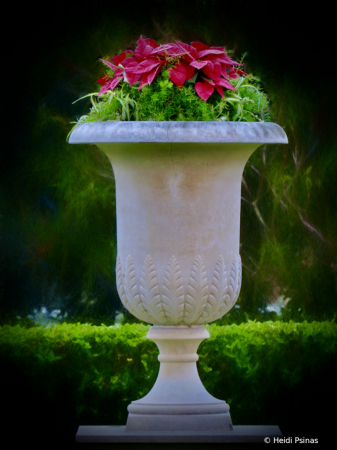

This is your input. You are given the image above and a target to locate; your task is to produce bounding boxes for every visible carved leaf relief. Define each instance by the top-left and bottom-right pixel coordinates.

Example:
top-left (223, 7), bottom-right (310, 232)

top-left (125, 255), bottom-right (155, 323)
top-left (196, 255), bottom-right (229, 324)
top-left (116, 256), bottom-right (140, 319)
top-left (162, 256), bottom-right (185, 324)
top-left (116, 256), bottom-right (129, 311)
top-left (235, 255), bottom-right (242, 303)
top-left (140, 255), bottom-right (168, 324)
top-left (210, 255), bottom-right (242, 322)
top-left (116, 254), bottom-right (241, 326)
top-left (184, 255), bottom-right (209, 325)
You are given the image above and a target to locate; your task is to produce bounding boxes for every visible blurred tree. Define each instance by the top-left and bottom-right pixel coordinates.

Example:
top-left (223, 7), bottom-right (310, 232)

top-left (0, 1), bottom-right (336, 324)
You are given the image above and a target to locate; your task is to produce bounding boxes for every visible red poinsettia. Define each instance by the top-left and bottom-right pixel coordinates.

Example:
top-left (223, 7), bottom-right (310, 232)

top-left (174, 41), bottom-right (242, 101)
top-left (96, 37), bottom-right (246, 102)
top-left (228, 68), bottom-right (248, 79)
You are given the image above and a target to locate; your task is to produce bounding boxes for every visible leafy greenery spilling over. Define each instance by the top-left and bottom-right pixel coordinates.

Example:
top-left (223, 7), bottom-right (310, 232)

top-left (70, 69), bottom-right (270, 129)
top-left (1, 321), bottom-right (336, 428)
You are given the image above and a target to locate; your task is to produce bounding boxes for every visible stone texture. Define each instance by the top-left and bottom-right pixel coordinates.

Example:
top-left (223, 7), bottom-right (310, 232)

top-left (68, 120), bottom-right (288, 144)
top-left (68, 122), bottom-right (288, 325)
top-left (94, 141), bottom-right (257, 325)
top-left (125, 326), bottom-right (232, 432)
top-left (69, 121), bottom-right (288, 439)
top-left (76, 425), bottom-right (283, 443)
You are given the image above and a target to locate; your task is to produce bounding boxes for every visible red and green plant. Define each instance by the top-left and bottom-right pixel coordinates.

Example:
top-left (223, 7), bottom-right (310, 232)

top-left (97, 37), bottom-right (247, 102)
top-left (68, 36), bottom-right (270, 133)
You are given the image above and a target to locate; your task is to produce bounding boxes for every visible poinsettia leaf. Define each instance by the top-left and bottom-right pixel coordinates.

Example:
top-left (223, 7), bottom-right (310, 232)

top-left (110, 50), bottom-right (134, 65)
top-left (228, 68), bottom-right (239, 79)
top-left (237, 69), bottom-right (248, 76)
top-left (144, 38), bottom-right (159, 49)
top-left (166, 43), bottom-right (184, 56)
top-left (213, 61), bottom-right (222, 79)
top-left (150, 43), bottom-right (171, 56)
top-left (99, 59), bottom-right (118, 71)
top-left (97, 83), bottom-right (110, 96)
top-left (134, 58), bottom-right (160, 74)
top-left (125, 61), bottom-right (142, 85)
top-left (195, 81), bottom-right (214, 101)
top-left (147, 65), bottom-right (161, 85)
top-left (190, 60), bottom-right (208, 70)
top-left (202, 60), bottom-right (221, 81)
top-left (203, 54), bottom-right (239, 70)
top-left (181, 54), bottom-right (195, 63)
top-left (186, 70), bottom-right (198, 84)
top-left (97, 78), bottom-right (120, 95)
top-left (216, 78), bottom-right (236, 91)
top-left (216, 55), bottom-right (240, 66)
top-left (143, 45), bottom-right (155, 58)
top-left (228, 68), bottom-right (247, 79)
top-left (214, 86), bottom-right (224, 98)
top-left (138, 72), bottom-right (148, 91)
top-left (100, 62), bottom-right (124, 80)
top-left (174, 41), bottom-right (198, 60)
top-left (119, 57), bottom-right (136, 68)
top-left (220, 64), bottom-right (231, 79)
top-left (200, 61), bottom-right (214, 79)
top-left (169, 63), bottom-right (187, 88)
top-left (191, 42), bottom-right (210, 52)
top-left (109, 76), bottom-right (123, 91)
top-left (135, 38), bottom-right (156, 59)
top-left (150, 43), bottom-right (184, 58)
top-left (197, 49), bottom-right (225, 58)
top-left (201, 76), bottom-right (215, 86)
top-left (201, 53), bottom-right (223, 62)
top-left (184, 63), bottom-right (195, 80)
top-left (96, 74), bottom-right (111, 86)
top-left (227, 58), bottom-right (241, 66)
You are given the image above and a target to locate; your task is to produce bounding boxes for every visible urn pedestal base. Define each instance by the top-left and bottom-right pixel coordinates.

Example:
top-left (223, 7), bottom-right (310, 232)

top-left (125, 325), bottom-right (232, 432)
top-left (76, 325), bottom-right (283, 443)
top-left (76, 425), bottom-right (283, 443)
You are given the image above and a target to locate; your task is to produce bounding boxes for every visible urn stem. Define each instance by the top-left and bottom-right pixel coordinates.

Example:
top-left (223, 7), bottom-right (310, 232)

top-left (126, 325), bottom-right (233, 432)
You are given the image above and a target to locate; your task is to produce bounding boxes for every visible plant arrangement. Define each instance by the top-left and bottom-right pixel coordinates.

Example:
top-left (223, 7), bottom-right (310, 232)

top-left (70, 37), bottom-right (270, 133)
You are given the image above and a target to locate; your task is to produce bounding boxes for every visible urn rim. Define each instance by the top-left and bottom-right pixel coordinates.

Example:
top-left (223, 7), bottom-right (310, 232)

top-left (68, 121), bottom-right (288, 144)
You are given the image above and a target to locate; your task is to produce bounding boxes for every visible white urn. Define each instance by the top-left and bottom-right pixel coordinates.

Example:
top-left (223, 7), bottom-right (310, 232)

top-left (69, 121), bottom-right (287, 433)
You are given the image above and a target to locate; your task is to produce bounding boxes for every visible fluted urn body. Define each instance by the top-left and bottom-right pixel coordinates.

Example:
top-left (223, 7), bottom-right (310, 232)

top-left (70, 121), bottom-right (287, 326)
top-left (69, 121), bottom-right (288, 433)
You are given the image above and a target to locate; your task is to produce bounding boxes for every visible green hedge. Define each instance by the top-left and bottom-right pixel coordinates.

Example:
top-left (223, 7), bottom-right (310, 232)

top-left (1, 320), bottom-right (336, 440)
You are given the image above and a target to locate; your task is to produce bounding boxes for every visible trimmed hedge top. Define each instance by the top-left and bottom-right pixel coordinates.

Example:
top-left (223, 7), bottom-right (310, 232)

top-left (1, 320), bottom-right (336, 426)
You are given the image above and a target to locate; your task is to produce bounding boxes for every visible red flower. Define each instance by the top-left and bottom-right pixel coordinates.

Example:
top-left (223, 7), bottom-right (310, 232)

top-left (95, 37), bottom-right (246, 101)
top-left (195, 80), bottom-right (215, 102)
top-left (227, 68), bottom-right (248, 79)
top-left (169, 60), bottom-right (195, 88)
top-left (185, 42), bottom-right (240, 100)
top-left (96, 74), bottom-right (111, 86)
top-left (96, 59), bottom-right (125, 95)
top-left (124, 37), bottom-right (162, 90)
top-left (110, 50), bottom-right (134, 66)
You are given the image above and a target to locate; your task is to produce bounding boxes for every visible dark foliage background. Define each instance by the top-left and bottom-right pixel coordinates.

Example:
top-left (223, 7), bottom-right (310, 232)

top-left (1, 1), bottom-right (336, 448)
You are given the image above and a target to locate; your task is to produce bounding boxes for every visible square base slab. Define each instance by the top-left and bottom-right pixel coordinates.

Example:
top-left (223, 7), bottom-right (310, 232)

top-left (76, 425), bottom-right (282, 443)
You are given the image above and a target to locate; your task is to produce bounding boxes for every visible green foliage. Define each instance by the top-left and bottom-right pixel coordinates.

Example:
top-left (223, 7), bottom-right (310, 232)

top-left (0, 321), bottom-right (336, 427)
top-left (236, 74), bottom-right (337, 322)
top-left (70, 69), bottom-right (270, 130)
top-left (200, 320), bottom-right (337, 425)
